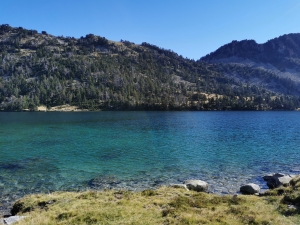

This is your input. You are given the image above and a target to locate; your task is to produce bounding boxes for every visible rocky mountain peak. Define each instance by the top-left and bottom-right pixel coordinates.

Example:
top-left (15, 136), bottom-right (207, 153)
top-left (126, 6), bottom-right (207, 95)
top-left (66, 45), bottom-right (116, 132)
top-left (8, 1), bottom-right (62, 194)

top-left (201, 33), bottom-right (300, 62)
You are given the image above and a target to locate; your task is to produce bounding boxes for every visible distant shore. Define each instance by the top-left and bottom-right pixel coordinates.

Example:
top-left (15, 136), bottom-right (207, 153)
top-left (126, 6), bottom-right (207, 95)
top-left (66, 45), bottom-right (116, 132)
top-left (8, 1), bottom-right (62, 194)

top-left (1, 103), bottom-right (300, 112)
top-left (35, 105), bottom-right (89, 112)
top-left (3, 105), bottom-right (299, 112)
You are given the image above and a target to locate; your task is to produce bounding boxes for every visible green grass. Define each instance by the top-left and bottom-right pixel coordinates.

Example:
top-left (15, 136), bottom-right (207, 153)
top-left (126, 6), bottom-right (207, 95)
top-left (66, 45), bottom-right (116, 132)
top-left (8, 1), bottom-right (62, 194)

top-left (263, 175), bottom-right (300, 218)
top-left (10, 176), bottom-right (300, 225)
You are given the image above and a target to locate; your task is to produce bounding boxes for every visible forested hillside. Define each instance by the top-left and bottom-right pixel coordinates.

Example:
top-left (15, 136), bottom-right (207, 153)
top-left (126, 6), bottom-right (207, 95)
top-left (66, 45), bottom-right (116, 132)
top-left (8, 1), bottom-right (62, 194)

top-left (0, 24), bottom-right (299, 111)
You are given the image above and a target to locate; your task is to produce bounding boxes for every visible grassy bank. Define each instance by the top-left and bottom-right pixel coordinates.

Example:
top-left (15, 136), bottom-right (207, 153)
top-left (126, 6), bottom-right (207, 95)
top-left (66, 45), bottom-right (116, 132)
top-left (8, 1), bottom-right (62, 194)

top-left (9, 176), bottom-right (300, 225)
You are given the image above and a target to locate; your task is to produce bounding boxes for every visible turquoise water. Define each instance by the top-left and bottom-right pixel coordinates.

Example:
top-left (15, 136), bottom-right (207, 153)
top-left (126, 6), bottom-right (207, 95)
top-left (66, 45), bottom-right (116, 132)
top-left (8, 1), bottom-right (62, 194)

top-left (1, 111), bottom-right (300, 211)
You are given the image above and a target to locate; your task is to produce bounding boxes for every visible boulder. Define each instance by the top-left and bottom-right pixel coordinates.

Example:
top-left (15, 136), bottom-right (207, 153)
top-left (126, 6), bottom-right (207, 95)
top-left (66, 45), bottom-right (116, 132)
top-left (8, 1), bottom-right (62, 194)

top-left (263, 173), bottom-right (284, 181)
top-left (263, 173), bottom-right (294, 188)
top-left (184, 180), bottom-right (208, 192)
top-left (240, 183), bottom-right (260, 194)
top-left (3, 216), bottom-right (26, 225)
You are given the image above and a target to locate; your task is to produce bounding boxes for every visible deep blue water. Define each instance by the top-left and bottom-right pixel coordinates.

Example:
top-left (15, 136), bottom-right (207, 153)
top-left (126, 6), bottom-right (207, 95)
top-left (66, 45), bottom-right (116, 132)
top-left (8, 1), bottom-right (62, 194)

top-left (0, 111), bottom-right (300, 210)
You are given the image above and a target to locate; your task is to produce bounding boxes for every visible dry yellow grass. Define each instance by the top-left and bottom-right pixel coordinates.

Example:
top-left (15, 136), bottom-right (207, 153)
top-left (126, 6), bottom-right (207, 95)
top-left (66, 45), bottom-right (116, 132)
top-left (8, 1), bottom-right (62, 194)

top-left (11, 184), bottom-right (300, 225)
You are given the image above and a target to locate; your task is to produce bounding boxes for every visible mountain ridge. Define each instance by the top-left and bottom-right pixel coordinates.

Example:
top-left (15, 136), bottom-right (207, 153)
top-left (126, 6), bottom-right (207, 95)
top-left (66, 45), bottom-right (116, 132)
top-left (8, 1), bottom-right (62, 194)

top-left (0, 24), bottom-right (299, 111)
top-left (201, 34), bottom-right (300, 84)
top-left (201, 33), bottom-right (300, 61)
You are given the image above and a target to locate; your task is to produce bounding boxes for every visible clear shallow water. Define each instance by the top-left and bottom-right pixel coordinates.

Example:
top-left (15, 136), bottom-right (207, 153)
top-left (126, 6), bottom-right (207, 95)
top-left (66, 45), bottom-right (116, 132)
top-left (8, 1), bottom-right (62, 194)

top-left (1, 111), bottom-right (300, 212)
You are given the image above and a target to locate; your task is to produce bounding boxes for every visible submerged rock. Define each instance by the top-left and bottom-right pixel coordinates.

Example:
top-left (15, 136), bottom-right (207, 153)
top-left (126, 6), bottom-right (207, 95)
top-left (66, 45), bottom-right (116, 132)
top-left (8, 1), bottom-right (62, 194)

top-left (153, 180), bottom-right (164, 187)
top-left (263, 173), bottom-right (295, 189)
top-left (88, 175), bottom-right (120, 189)
top-left (0, 163), bottom-right (23, 171)
top-left (184, 180), bottom-right (208, 192)
top-left (240, 183), bottom-right (260, 194)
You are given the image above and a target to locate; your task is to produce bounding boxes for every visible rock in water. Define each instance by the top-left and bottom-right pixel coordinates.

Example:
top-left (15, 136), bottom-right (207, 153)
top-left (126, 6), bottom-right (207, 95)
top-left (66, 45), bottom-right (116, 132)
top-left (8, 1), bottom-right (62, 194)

top-left (263, 173), bottom-right (285, 181)
top-left (184, 180), bottom-right (208, 192)
top-left (240, 183), bottom-right (260, 194)
top-left (263, 173), bottom-right (294, 188)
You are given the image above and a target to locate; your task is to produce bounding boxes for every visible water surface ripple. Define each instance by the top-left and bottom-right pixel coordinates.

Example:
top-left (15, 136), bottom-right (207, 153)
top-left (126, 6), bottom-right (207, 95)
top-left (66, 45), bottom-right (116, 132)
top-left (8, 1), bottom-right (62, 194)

top-left (0, 111), bottom-right (300, 213)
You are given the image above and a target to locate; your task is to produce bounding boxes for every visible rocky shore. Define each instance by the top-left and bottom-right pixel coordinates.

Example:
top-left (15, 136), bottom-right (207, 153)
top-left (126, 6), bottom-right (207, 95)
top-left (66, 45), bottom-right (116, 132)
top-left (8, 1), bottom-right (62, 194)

top-left (1, 173), bottom-right (299, 224)
top-left (170, 173), bottom-right (297, 195)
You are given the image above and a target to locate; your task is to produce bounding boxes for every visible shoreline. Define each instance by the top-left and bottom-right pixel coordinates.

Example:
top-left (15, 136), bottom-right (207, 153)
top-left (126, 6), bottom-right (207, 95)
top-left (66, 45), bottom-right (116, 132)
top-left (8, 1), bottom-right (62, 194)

top-left (0, 104), bottom-right (300, 112)
top-left (1, 173), bottom-right (297, 218)
top-left (1, 175), bottom-right (300, 225)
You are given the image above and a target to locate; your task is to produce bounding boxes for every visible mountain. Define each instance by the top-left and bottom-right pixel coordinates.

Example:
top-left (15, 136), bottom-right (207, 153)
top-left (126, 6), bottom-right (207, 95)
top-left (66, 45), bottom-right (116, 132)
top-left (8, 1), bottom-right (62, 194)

top-left (201, 34), bottom-right (300, 94)
top-left (0, 24), bottom-right (299, 111)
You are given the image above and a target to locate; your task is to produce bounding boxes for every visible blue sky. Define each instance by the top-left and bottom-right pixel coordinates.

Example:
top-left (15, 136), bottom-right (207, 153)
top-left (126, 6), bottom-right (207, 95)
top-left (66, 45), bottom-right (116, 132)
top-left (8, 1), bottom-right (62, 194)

top-left (1, 0), bottom-right (300, 59)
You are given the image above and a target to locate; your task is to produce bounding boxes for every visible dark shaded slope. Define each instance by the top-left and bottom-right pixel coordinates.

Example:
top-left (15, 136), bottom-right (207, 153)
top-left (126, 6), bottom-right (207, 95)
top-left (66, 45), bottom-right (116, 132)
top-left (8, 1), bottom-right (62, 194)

top-left (201, 33), bottom-right (300, 72)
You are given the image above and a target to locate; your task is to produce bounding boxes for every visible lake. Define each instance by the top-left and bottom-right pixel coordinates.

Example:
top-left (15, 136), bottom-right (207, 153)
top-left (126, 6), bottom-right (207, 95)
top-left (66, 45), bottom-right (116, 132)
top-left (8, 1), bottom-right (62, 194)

top-left (1, 111), bottom-right (300, 213)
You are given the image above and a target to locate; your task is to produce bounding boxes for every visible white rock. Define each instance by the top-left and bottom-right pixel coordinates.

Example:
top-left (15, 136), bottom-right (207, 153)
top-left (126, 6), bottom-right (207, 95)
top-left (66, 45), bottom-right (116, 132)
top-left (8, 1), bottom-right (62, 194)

top-left (183, 180), bottom-right (208, 192)
top-left (3, 216), bottom-right (26, 225)
top-left (240, 183), bottom-right (260, 194)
